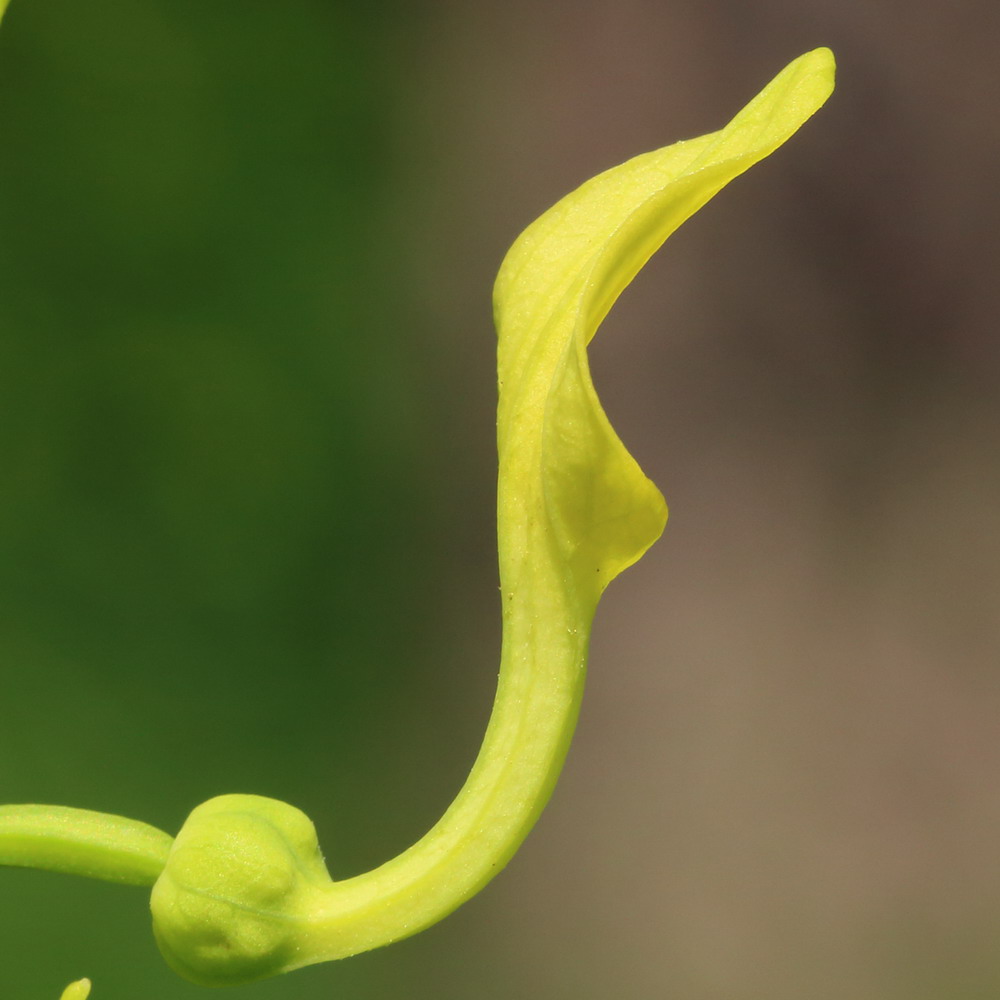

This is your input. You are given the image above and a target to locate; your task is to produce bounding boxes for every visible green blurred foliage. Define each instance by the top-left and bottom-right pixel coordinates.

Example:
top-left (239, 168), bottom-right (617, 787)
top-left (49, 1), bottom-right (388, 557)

top-left (0, 2), bottom-right (482, 996)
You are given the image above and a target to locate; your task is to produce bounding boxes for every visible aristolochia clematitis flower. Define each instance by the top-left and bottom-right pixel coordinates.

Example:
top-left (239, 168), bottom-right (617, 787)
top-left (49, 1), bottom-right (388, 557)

top-left (1, 37), bottom-right (834, 989)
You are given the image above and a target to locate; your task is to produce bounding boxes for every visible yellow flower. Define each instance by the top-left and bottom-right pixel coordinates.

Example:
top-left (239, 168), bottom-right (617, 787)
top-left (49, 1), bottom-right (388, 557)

top-left (150, 47), bottom-right (836, 985)
top-left (3, 44), bottom-right (833, 988)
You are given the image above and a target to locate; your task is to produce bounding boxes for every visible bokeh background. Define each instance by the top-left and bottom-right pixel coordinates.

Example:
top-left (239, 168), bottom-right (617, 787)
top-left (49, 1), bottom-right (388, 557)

top-left (1, 0), bottom-right (998, 997)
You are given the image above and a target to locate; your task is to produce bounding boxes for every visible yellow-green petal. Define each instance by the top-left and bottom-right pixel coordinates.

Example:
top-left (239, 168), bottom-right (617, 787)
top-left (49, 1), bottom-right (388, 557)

top-left (495, 45), bottom-right (834, 611)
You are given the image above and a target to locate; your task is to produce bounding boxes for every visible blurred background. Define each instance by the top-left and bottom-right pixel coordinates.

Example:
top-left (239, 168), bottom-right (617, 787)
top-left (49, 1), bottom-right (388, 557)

top-left (0, 0), bottom-right (998, 997)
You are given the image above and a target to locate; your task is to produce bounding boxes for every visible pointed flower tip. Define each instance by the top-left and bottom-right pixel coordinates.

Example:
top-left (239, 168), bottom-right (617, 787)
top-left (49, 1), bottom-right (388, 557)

top-left (59, 980), bottom-right (92, 1000)
top-left (768, 46), bottom-right (836, 123)
top-left (795, 45), bottom-right (836, 71)
top-left (791, 45), bottom-right (836, 97)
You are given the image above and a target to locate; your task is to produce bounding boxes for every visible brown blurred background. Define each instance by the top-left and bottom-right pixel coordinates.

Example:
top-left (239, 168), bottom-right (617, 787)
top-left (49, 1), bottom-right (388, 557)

top-left (1, 1), bottom-right (998, 998)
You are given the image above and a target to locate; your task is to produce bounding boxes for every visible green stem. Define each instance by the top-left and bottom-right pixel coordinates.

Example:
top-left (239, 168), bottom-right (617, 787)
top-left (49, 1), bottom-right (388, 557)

top-left (0, 805), bottom-right (172, 886)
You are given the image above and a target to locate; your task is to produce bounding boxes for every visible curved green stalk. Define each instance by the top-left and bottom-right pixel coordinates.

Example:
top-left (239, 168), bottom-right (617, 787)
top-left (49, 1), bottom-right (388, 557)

top-left (0, 805), bottom-right (172, 885)
top-left (1, 43), bottom-right (834, 989)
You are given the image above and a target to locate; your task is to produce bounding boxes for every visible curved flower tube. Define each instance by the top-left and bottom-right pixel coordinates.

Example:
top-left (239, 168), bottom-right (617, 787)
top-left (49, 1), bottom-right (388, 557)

top-left (1, 41), bottom-right (834, 989)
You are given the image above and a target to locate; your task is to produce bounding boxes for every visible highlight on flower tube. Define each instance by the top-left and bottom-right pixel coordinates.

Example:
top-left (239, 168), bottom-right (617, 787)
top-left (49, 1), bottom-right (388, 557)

top-left (1, 44), bottom-right (834, 990)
